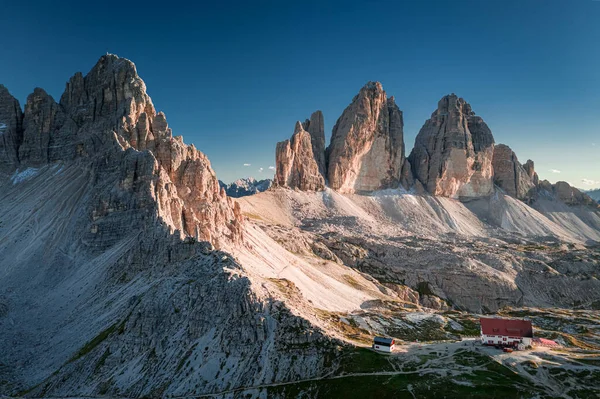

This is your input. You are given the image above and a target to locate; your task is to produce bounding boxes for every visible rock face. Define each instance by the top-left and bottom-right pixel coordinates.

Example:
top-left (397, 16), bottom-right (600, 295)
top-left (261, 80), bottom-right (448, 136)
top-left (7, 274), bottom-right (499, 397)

top-left (409, 94), bottom-right (495, 199)
top-left (302, 111), bottom-right (326, 178)
top-left (492, 144), bottom-right (536, 201)
top-left (586, 188), bottom-right (600, 203)
top-left (275, 120), bottom-right (325, 191)
top-left (400, 159), bottom-right (415, 190)
top-left (3, 54), bottom-right (242, 247)
top-left (19, 88), bottom-right (70, 164)
top-left (523, 159), bottom-right (539, 186)
top-left (219, 177), bottom-right (272, 197)
top-left (0, 85), bottom-right (23, 170)
top-left (539, 180), bottom-right (598, 207)
top-left (0, 55), bottom-right (339, 398)
top-left (327, 82), bottom-right (404, 193)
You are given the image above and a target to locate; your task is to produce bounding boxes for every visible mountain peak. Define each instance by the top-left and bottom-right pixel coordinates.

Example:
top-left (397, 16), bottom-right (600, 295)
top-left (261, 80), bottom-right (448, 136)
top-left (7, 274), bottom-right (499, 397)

top-left (293, 120), bottom-right (304, 134)
top-left (327, 81), bottom-right (404, 193)
top-left (362, 81), bottom-right (384, 92)
top-left (3, 54), bottom-right (243, 247)
top-left (409, 94), bottom-right (494, 198)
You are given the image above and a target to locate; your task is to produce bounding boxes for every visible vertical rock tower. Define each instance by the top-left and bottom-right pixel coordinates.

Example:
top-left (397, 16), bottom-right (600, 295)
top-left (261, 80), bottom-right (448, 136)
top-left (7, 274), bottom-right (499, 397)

top-left (409, 94), bottom-right (495, 199)
top-left (303, 110), bottom-right (327, 178)
top-left (0, 85), bottom-right (23, 170)
top-left (326, 82), bottom-right (405, 193)
top-left (492, 144), bottom-right (537, 201)
top-left (274, 119), bottom-right (326, 191)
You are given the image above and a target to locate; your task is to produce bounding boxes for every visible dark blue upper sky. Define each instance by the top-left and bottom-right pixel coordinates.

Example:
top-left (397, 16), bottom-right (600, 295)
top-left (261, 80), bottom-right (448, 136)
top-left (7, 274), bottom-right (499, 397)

top-left (1, 0), bottom-right (599, 186)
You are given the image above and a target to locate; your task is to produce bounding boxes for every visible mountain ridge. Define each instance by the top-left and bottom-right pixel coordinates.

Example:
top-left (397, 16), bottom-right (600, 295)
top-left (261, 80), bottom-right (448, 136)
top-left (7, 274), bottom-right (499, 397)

top-left (1, 55), bottom-right (600, 398)
top-left (273, 82), bottom-right (598, 211)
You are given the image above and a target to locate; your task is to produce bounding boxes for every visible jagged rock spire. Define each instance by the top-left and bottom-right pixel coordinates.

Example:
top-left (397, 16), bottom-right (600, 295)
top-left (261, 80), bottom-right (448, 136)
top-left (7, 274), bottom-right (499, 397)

top-left (0, 85), bottom-right (23, 170)
top-left (408, 94), bottom-right (495, 199)
top-left (492, 144), bottom-right (536, 201)
top-left (326, 81), bottom-right (405, 193)
top-left (0, 54), bottom-right (243, 246)
top-left (302, 110), bottom-right (326, 177)
top-left (275, 119), bottom-right (325, 191)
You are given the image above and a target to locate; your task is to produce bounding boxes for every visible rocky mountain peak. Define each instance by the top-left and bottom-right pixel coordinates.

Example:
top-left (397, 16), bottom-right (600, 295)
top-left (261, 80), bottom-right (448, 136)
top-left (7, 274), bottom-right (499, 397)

top-left (538, 180), bottom-right (598, 207)
top-left (60, 54), bottom-right (155, 131)
top-left (275, 116), bottom-right (325, 191)
top-left (409, 94), bottom-right (495, 199)
top-left (293, 120), bottom-right (304, 134)
top-left (436, 93), bottom-right (475, 117)
top-left (219, 177), bottom-right (273, 198)
top-left (523, 159), bottom-right (539, 185)
top-left (326, 81), bottom-right (404, 193)
top-left (361, 80), bottom-right (384, 93)
top-left (492, 144), bottom-right (536, 201)
top-left (302, 110), bottom-right (326, 177)
top-left (1, 54), bottom-right (243, 247)
top-left (0, 85), bottom-right (23, 170)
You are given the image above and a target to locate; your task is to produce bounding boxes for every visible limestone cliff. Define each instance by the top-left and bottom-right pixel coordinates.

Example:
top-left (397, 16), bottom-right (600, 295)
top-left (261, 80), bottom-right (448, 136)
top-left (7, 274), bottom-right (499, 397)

top-left (0, 85), bottom-right (23, 170)
top-left (302, 110), bottom-right (326, 177)
top-left (1, 54), bottom-right (242, 247)
top-left (492, 144), bottom-right (536, 201)
top-left (539, 180), bottom-right (598, 207)
top-left (275, 121), bottom-right (325, 191)
top-left (409, 94), bottom-right (495, 199)
top-left (327, 82), bottom-right (405, 193)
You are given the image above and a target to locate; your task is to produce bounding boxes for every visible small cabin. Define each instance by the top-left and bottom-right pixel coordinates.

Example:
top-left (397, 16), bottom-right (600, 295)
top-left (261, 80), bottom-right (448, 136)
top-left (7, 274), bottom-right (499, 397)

top-left (480, 317), bottom-right (533, 347)
top-left (372, 336), bottom-right (395, 353)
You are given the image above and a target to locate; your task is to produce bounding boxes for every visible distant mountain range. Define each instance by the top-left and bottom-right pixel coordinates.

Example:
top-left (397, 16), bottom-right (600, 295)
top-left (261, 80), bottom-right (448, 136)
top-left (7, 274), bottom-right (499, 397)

top-left (585, 188), bottom-right (600, 202)
top-left (219, 177), bottom-right (272, 197)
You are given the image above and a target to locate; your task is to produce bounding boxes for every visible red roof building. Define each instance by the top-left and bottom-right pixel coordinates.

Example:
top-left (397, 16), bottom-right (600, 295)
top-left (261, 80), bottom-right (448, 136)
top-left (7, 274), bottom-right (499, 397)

top-left (480, 317), bottom-right (533, 346)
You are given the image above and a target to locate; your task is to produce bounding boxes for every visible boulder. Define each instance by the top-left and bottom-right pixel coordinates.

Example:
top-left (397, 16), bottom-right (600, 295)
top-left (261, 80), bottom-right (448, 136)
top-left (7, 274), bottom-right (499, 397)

top-left (408, 94), bottom-right (495, 199)
top-left (327, 82), bottom-right (405, 193)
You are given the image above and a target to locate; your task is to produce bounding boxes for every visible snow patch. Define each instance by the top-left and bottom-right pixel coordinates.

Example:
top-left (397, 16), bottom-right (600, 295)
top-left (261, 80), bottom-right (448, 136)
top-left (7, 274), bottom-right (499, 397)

top-left (0, 122), bottom-right (6, 134)
top-left (11, 168), bottom-right (40, 185)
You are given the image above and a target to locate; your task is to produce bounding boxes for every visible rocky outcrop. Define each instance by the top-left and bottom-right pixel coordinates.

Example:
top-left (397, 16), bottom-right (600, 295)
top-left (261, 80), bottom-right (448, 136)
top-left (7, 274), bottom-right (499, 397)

top-left (0, 85), bottom-right (23, 170)
top-left (327, 82), bottom-right (404, 193)
top-left (523, 159), bottom-right (539, 186)
top-left (302, 111), bottom-right (326, 177)
top-left (219, 177), bottom-right (272, 197)
top-left (0, 56), bottom-right (339, 398)
top-left (275, 121), bottom-right (325, 191)
top-left (400, 159), bottom-right (414, 190)
top-left (408, 94), bottom-right (495, 199)
top-left (492, 144), bottom-right (536, 201)
top-left (586, 189), bottom-right (600, 203)
top-left (539, 180), bottom-right (598, 207)
top-left (19, 88), bottom-right (71, 164)
top-left (3, 54), bottom-right (243, 247)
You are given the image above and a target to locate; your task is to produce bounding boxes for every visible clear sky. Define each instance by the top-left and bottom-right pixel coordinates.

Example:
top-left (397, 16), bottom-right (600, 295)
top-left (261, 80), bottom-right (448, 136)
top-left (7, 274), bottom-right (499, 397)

top-left (1, 0), bottom-right (598, 187)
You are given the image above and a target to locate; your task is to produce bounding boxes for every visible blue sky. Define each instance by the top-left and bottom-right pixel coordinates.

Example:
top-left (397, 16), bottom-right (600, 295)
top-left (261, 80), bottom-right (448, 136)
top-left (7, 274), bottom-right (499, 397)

top-left (1, 0), bottom-right (599, 187)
